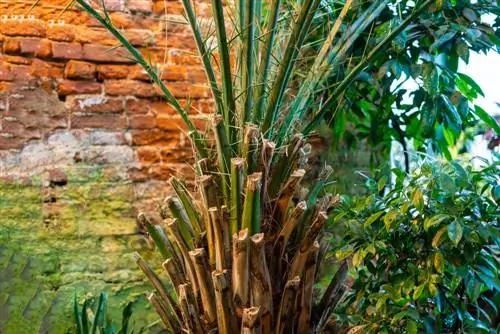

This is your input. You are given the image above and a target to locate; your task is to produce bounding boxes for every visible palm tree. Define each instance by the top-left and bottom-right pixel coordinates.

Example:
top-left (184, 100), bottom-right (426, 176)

top-left (76, 0), bottom-right (433, 332)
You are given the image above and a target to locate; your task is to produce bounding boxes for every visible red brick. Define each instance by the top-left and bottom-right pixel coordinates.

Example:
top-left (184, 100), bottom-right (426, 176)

top-left (160, 147), bottom-right (193, 163)
top-left (160, 64), bottom-right (187, 81)
top-left (19, 38), bottom-right (52, 58)
top-left (149, 163), bottom-right (173, 180)
top-left (154, 1), bottom-right (184, 15)
top-left (64, 60), bottom-right (96, 79)
top-left (105, 80), bottom-right (155, 97)
top-left (0, 63), bottom-right (13, 81)
top-left (128, 0), bottom-right (153, 13)
top-left (3, 37), bottom-right (20, 54)
top-left (10, 65), bottom-right (34, 81)
top-left (0, 18), bottom-right (46, 37)
top-left (46, 24), bottom-right (75, 42)
top-left (71, 114), bottom-right (126, 129)
top-left (67, 96), bottom-right (123, 113)
top-left (131, 129), bottom-right (179, 146)
top-left (187, 66), bottom-right (207, 83)
top-left (97, 64), bottom-right (132, 80)
top-left (0, 134), bottom-right (25, 150)
top-left (82, 44), bottom-right (134, 63)
top-left (30, 59), bottom-right (64, 78)
top-left (137, 146), bottom-right (161, 164)
top-left (102, 0), bottom-right (126, 11)
top-left (128, 166), bottom-right (149, 182)
top-left (163, 82), bottom-right (211, 99)
top-left (57, 80), bottom-right (102, 95)
top-left (129, 114), bottom-right (156, 129)
top-left (125, 29), bottom-right (155, 47)
top-left (168, 49), bottom-right (202, 66)
top-left (156, 115), bottom-right (208, 132)
top-left (125, 98), bottom-right (151, 114)
top-left (74, 26), bottom-right (115, 45)
top-left (52, 42), bottom-right (83, 59)
top-left (3, 55), bottom-right (31, 65)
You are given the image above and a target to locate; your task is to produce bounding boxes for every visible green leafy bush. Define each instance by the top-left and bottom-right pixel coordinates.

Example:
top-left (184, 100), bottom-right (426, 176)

top-left (332, 160), bottom-right (499, 333)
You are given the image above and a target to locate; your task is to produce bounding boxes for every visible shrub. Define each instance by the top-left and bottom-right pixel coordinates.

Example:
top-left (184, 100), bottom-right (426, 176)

top-left (332, 160), bottom-right (500, 333)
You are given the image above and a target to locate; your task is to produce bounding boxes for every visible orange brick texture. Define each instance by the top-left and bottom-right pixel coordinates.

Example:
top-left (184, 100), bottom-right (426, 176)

top-left (0, 0), bottom-right (217, 183)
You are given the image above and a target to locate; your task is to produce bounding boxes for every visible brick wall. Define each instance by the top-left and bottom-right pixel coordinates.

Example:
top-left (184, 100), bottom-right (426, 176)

top-left (0, 0), bottom-right (215, 197)
top-left (0, 1), bottom-right (218, 331)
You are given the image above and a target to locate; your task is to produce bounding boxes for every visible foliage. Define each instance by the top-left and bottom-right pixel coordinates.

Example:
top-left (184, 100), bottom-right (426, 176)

top-left (69, 292), bottom-right (144, 334)
top-left (314, 0), bottom-right (500, 168)
top-left (332, 160), bottom-right (500, 333)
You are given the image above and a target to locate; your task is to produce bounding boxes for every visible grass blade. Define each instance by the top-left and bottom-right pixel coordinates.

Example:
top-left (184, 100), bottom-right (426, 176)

top-left (253, 0), bottom-right (282, 124)
top-left (212, 0), bottom-right (238, 151)
top-left (262, 0), bottom-right (321, 137)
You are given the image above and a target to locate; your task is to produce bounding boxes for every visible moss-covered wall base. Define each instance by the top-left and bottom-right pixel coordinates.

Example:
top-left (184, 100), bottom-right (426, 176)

top-left (0, 166), bottom-right (167, 333)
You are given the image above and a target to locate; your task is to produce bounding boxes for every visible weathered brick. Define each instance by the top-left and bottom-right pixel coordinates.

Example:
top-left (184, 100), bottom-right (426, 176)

top-left (156, 115), bottom-right (208, 132)
top-left (30, 59), bottom-right (64, 78)
top-left (168, 49), bottom-right (202, 65)
top-left (74, 26), bottom-right (115, 45)
top-left (0, 134), bottom-right (25, 150)
top-left (125, 98), bottom-right (151, 114)
top-left (153, 1), bottom-right (184, 15)
top-left (0, 18), bottom-right (46, 37)
top-left (105, 80), bottom-right (155, 97)
top-left (131, 129), bottom-right (179, 146)
top-left (71, 114), bottom-right (126, 129)
top-left (52, 42), bottom-right (83, 59)
top-left (3, 37), bottom-right (20, 54)
top-left (149, 163), bottom-right (173, 180)
top-left (163, 82), bottom-right (211, 99)
top-left (10, 64), bottom-right (34, 82)
top-left (151, 99), bottom-right (193, 115)
top-left (97, 64), bottom-right (132, 80)
top-left (3, 55), bottom-right (31, 65)
top-left (125, 29), bottom-right (156, 47)
top-left (46, 24), bottom-right (75, 42)
top-left (102, 0), bottom-right (126, 12)
top-left (160, 64), bottom-right (187, 81)
top-left (128, 166), bottom-right (149, 181)
top-left (136, 146), bottom-right (161, 164)
top-left (67, 95), bottom-right (123, 113)
top-left (160, 147), bottom-right (192, 163)
top-left (128, 0), bottom-right (153, 13)
top-left (19, 38), bottom-right (52, 58)
top-left (82, 44), bottom-right (134, 63)
top-left (0, 63), bottom-right (13, 81)
top-left (65, 60), bottom-right (96, 79)
top-left (128, 114), bottom-right (156, 129)
top-left (57, 80), bottom-right (102, 95)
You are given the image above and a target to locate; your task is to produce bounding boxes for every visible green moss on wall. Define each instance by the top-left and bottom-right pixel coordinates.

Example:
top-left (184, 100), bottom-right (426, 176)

top-left (0, 168), bottom-right (164, 333)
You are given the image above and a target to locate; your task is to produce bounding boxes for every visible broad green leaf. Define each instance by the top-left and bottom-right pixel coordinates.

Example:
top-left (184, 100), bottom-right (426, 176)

top-left (448, 221), bottom-right (463, 245)
top-left (441, 95), bottom-right (462, 127)
top-left (424, 214), bottom-right (450, 231)
top-left (378, 175), bottom-right (388, 192)
top-left (428, 283), bottom-right (438, 297)
top-left (407, 319), bottom-right (418, 334)
top-left (412, 189), bottom-right (424, 212)
top-left (458, 73), bottom-right (484, 97)
top-left (434, 252), bottom-right (444, 273)
top-left (364, 211), bottom-right (385, 228)
top-left (384, 211), bottom-right (399, 231)
top-left (432, 226), bottom-right (448, 248)
top-left (352, 248), bottom-right (366, 267)
top-left (413, 283), bottom-right (426, 299)
top-left (473, 105), bottom-right (500, 134)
